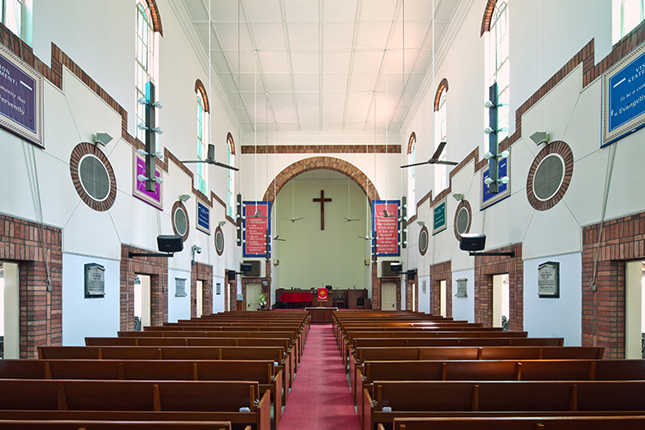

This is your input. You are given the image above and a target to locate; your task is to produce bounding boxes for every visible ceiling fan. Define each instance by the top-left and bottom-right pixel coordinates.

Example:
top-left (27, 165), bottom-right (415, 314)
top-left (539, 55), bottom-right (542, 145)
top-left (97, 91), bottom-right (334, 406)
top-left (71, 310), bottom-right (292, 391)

top-left (283, 181), bottom-right (304, 223)
top-left (181, 144), bottom-right (239, 171)
top-left (400, 141), bottom-right (458, 168)
top-left (273, 235), bottom-right (286, 242)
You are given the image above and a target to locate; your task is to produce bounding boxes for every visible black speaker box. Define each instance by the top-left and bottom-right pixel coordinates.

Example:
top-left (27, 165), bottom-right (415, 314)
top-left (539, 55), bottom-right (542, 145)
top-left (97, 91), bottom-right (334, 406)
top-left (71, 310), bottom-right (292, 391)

top-left (381, 261), bottom-right (401, 277)
top-left (241, 260), bottom-right (261, 277)
top-left (227, 270), bottom-right (236, 282)
top-left (460, 233), bottom-right (486, 251)
top-left (407, 270), bottom-right (416, 281)
top-left (157, 235), bottom-right (183, 253)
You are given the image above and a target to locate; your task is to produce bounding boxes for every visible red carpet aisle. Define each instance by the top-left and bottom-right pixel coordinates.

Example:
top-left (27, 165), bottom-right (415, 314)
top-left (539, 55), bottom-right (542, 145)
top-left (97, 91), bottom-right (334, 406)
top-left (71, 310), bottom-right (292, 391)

top-left (278, 323), bottom-right (361, 430)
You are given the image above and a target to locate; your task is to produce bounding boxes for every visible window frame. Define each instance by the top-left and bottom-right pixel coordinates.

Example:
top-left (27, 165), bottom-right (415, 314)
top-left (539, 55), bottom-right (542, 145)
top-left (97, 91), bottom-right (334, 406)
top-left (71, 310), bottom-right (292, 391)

top-left (434, 89), bottom-right (448, 192)
top-left (196, 92), bottom-right (208, 195)
top-left (613, 0), bottom-right (645, 43)
top-left (227, 134), bottom-right (235, 218)
top-left (488, 0), bottom-right (509, 142)
top-left (135, 0), bottom-right (155, 144)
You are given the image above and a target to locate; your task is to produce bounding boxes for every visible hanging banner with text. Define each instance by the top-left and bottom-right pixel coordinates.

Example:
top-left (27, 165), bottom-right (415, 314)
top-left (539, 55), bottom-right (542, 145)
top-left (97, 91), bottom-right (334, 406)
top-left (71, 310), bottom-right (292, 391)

top-left (602, 41), bottom-right (645, 147)
top-left (372, 200), bottom-right (400, 257)
top-left (133, 153), bottom-right (163, 210)
top-left (243, 201), bottom-right (271, 258)
top-left (196, 199), bottom-right (210, 234)
top-left (0, 43), bottom-right (43, 148)
top-left (481, 157), bottom-right (510, 210)
top-left (433, 198), bottom-right (447, 235)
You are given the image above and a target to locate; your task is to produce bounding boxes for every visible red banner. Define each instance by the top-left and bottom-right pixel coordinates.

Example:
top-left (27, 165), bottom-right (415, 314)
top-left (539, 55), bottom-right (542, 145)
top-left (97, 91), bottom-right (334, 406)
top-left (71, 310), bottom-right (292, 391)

top-left (317, 288), bottom-right (328, 301)
top-left (373, 201), bottom-right (400, 256)
top-left (243, 201), bottom-right (270, 257)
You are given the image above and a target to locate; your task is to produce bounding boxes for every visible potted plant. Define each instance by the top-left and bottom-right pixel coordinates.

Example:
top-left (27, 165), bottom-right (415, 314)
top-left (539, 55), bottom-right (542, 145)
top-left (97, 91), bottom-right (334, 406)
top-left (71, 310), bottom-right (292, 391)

top-left (258, 292), bottom-right (267, 310)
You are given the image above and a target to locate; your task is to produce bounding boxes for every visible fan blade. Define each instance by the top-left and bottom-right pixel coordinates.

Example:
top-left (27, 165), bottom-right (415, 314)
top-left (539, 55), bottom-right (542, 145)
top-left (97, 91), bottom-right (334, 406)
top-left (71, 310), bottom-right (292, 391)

top-left (213, 161), bottom-right (239, 171)
top-left (434, 160), bottom-right (459, 166)
top-left (431, 141), bottom-right (447, 160)
top-left (400, 161), bottom-right (431, 168)
top-left (179, 160), bottom-right (203, 164)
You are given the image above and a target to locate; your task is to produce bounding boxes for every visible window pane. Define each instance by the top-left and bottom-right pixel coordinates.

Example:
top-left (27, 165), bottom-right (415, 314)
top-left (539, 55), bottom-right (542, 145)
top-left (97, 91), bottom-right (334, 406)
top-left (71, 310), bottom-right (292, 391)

top-left (4, 0), bottom-right (22, 37)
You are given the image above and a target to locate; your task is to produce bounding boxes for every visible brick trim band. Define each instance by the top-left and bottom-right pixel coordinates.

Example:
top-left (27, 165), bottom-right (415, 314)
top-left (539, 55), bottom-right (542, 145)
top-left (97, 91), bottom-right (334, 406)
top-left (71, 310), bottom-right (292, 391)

top-left (407, 132), bottom-right (416, 155)
top-left (242, 144), bottom-right (401, 154)
top-left (434, 78), bottom-right (449, 111)
top-left (195, 79), bottom-right (210, 112)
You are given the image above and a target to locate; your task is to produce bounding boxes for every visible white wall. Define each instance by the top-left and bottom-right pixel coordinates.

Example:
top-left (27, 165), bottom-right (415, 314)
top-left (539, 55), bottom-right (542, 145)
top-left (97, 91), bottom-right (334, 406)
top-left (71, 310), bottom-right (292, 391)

top-left (212, 275), bottom-right (226, 314)
top-left (523, 253), bottom-right (582, 345)
top-left (62, 253), bottom-right (120, 346)
top-left (168, 269), bottom-right (191, 323)
top-left (452, 269), bottom-right (475, 323)
top-left (417, 275), bottom-right (430, 314)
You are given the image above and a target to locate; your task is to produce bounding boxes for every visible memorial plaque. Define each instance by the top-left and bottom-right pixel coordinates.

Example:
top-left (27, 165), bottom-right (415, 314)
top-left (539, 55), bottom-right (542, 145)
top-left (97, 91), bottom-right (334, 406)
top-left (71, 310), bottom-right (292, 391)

top-left (84, 263), bottom-right (105, 298)
top-left (456, 278), bottom-right (468, 298)
top-left (538, 261), bottom-right (560, 298)
top-left (421, 280), bottom-right (427, 295)
top-left (216, 282), bottom-right (221, 295)
top-left (175, 278), bottom-right (187, 297)
top-left (196, 200), bottom-right (210, 234)
top-left (433, 199), bottom-right (447, 235)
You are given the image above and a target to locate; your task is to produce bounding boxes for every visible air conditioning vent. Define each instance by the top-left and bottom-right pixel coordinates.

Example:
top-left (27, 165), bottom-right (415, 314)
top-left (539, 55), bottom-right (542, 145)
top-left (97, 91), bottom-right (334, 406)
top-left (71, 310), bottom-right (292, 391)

top-left (79, 155), bottom-right (110, 201)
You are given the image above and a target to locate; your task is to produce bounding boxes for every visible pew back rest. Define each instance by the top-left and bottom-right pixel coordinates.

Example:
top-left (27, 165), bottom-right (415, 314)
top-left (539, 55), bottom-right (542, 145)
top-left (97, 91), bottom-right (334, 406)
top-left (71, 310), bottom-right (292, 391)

top-left (0, 379), bottom-right (259, 412)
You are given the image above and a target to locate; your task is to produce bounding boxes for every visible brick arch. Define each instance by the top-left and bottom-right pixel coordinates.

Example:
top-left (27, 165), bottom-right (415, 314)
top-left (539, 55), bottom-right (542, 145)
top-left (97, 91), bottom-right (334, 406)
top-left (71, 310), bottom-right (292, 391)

top-left (262, 157), bottom-right (380, 205)
top-left (434, 78), bottom-right (449, 111)
top-left (227, 132), bottom-right (236, 155)
top-left (480, 0), bottom-right (497, 36)
top-left (143, 0), bottom-right (163, 36)
top-left (407, 132), bottom-right (416, 155)
top-left (194, 79), bottom-right (210, 113)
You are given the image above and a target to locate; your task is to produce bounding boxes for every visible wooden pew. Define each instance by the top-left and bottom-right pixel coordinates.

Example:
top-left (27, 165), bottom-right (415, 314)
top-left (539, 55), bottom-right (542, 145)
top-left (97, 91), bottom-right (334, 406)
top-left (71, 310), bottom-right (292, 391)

top-left (0, 379), bottom-right (270, 430)
top-left (0, 359), bottom-right (282, 430)
top-left (0, 420), bottom-right (235, 430)
top-left (39, 345), bottom-right (291, 404)
top-left (389, 416), bottom-right (645, 430)
top-left (350, 346), bottom-right (604, 411)
top-left (364, 380), bottom-right (645, 430)
top-left (357, 358), bottom-right (645, 427)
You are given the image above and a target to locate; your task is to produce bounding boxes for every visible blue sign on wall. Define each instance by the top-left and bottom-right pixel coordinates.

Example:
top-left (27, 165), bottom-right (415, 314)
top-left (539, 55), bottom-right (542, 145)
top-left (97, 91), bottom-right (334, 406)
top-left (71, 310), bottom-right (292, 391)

top-left (602, 41), bottom-right (645, 146)
top-left (0, 44), bottom-right (43, 147)
top-left (481, 157), bottom-right (510, 210)
top-left (196, 200), bottom-right (210, 234)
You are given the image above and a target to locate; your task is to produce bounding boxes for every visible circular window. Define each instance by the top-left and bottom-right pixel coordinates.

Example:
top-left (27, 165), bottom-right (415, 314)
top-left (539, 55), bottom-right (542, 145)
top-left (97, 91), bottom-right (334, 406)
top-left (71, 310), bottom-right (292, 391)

top-left (456, 207), bottom-right (469, 234)
top-left (453, 200), bottom-right (472, 241)
top-left (70, 142), bottom-right (117, 211)
top-left (419, 226), bottom-right (429, 256)
top-left (526, 141), bottom-right (573, 211)
top-left (79, 155), bottom-right (110, 201)
top-left (171, 201), bottom-right (190, 241)
top-left (215, 226), bottom-right (224, 256)
top-left (533, 154), bottom-right (565, 201)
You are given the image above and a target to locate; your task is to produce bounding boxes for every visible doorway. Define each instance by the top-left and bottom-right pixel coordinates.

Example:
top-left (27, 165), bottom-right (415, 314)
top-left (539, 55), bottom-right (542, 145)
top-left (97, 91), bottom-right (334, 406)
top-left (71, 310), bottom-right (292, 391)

top-left (134, 274), bottom-right (151, 330)
top-left (196, 280), bottom-right (203, 318)
top-left (0, 262), bottom-right (18, 359)
top-left (439, 280), bottom-right (447, 317)
top-left (246, 284), bottom-right (261, 311)
top-left (625, 260), bottom-right (645, 358)
top-left (493, 274), bottom-right (510, 330)
top-left (381, 283), bottom-right (396, 311)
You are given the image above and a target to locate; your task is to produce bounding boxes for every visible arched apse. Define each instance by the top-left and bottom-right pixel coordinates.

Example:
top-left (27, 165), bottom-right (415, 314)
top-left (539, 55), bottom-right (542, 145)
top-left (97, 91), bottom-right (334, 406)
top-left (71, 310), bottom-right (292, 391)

top-left (262, 157), bottom-right (381, 205)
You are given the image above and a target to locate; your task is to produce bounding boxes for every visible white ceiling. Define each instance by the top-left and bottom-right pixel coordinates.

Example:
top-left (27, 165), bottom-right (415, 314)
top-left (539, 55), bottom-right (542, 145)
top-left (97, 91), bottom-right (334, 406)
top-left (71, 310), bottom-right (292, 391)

top-left (179, 0), bottom-right (461, 135)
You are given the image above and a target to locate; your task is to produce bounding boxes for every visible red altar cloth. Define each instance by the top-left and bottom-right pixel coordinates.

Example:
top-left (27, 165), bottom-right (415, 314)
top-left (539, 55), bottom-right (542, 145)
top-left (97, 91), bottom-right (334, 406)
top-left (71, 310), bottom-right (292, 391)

top-left (280, 292), bottom-right (313, 302)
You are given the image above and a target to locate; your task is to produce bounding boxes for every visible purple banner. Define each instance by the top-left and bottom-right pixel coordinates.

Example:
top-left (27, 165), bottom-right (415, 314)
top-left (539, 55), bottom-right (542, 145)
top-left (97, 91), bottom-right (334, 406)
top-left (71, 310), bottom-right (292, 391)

top-left (133, 154), bottom-right (162, 209)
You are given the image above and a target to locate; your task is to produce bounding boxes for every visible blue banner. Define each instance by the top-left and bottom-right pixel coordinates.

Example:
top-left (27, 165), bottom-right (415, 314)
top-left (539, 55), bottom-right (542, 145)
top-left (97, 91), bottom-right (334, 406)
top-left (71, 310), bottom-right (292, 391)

top-left (481, 157), bottom-right (510, 210)
top-left (196, 200), bottom-right (210, 234)
top-left (602, 41), bottom-right (645, 146)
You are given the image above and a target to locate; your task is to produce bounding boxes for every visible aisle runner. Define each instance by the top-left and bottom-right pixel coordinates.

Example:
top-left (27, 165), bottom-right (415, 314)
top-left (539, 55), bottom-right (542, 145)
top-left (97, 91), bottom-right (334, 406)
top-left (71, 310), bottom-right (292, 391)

top-left (278, 323), bottom-right (360, 430)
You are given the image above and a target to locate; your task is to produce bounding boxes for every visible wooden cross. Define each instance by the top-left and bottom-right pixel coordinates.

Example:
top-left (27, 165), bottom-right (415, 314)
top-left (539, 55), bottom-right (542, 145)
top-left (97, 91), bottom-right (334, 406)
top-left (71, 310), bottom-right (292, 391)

top-left (313, 190), bottom-right (332, 230)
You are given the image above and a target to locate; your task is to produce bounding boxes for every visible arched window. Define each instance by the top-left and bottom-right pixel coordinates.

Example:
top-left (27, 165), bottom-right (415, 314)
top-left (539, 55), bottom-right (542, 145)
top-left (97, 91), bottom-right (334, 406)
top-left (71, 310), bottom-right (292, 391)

top-left (434, 86), bottom-right (448, 192)
top-left (407, 132), bottom-right (416, 217)
top-left (196, 92), bottom-right (208, 194)
top-left (135, 0), bottom-right (155, 144)
top-left (226, 133), bottom-right (236, 218)
top-left (613, 0), bottom-right (645, 43)
top-left (488, 1), bottom-right (509, 142)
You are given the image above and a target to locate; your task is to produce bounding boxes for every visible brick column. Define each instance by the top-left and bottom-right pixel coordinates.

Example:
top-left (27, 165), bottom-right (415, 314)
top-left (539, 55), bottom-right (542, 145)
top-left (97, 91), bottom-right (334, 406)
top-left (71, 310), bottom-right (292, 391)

top-left (430, 261), bottom-right (452, 317)
top-left (191, 262), bottom-right (213, 317)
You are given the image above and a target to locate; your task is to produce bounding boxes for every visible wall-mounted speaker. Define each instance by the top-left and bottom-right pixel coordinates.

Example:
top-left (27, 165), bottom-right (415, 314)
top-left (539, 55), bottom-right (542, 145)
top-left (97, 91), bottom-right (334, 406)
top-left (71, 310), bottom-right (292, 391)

top-left (157, 235), bottom-right (183, 253)
top-left (241, 260), bottom-right (261, 277)
top-left (381, 260), bottom-right (401, 277)
top-left (227, 270), bottom-right (236, 282)
top-left (460, 233), bottom-right (486, 251)
top-left (406, 270), bottom-right (416, 281)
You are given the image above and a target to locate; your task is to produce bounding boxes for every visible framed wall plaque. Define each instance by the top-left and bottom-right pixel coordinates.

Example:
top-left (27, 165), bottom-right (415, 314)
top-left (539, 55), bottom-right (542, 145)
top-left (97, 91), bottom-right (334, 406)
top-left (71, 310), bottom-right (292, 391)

top-left (84, 263), bottom-right (105, 298)
top-left (175, 278), bottom-right (187, 297)
top-left (456, 278), bottom-right (468, 298)
top-left (538, 261), bottom-right (560, 298)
